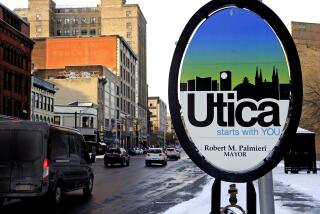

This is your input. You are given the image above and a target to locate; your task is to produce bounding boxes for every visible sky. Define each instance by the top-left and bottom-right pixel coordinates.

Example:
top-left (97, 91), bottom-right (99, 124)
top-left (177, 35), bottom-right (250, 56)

top-left (1, 0), bottom-right (320, 104)
top-left (180, 7), bottom-right (289, 88)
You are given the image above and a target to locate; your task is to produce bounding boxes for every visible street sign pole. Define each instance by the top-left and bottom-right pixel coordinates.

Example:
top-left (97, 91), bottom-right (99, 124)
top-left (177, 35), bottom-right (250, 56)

top-left (254, 0), bottom-right (275, 213)
top-left (258, 171), bottom-right (275, 214)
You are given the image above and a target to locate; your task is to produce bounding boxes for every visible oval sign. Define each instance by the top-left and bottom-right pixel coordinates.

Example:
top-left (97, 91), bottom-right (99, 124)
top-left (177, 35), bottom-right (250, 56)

top-left (169, 0), bottom-right (302, 182)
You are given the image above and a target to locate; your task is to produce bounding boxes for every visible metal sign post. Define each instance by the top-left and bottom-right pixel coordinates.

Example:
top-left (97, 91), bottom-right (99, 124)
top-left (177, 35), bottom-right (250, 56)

top-left (169, 0), bottom-right (302, 213)
top-left (258, 171), bottom-right (275, 214)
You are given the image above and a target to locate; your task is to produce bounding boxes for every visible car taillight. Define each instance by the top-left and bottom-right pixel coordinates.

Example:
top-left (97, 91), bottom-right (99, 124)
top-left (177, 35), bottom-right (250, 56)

top-left (159, 153), bottom-right (165, 156)
top-left (43, 159), bottom-right (49, 182)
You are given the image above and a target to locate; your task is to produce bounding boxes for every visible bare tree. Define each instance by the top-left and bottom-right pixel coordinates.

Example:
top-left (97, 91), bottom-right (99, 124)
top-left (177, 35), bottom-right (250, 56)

top-left (301, 76), bottom-right (320, 134)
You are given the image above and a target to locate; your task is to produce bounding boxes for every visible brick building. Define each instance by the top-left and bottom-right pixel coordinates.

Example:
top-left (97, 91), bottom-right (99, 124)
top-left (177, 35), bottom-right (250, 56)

top-left (290, 21), bottom-right (320, 157)
top-left (32, 36), bottom-right (139, 148)
top-left (0, 3), bottom-right (34, 119)
top-left (14, 0), bottom-right (148, 144)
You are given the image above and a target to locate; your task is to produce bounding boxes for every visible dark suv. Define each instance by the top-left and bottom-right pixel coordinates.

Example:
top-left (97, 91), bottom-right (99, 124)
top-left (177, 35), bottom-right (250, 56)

top-left (104, 148), bottom-right (130, 167)
top-left (0, 121), bottom-right (94, 206)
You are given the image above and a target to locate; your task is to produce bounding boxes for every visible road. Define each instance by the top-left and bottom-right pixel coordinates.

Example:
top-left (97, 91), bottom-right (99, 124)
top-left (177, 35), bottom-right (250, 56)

top-left (0, 153), bottom-right (209, 214)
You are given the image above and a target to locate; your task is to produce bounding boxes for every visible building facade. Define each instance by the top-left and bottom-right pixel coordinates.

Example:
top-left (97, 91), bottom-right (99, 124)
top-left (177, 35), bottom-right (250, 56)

top-left (32, 36), bottom-right (138, 148)
top-left (54, 102), bottom-right (98, 142)
top-left (34, 64), bottom-right (124, 146)
top-left (290, 21), bottom-right (320, 157)
top-left (14, 0), bottom-right (148, 144)
top-left (148, 97), bottom-right (167, 147)
top-left (0, 3), bottom-right (34, 119)
top-left (31, 76), bottom-right (55, 123)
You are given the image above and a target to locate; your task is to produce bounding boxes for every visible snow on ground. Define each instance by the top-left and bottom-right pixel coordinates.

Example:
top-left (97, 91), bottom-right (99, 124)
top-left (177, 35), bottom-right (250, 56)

top-left (164, 162), bottom-right (320, 214)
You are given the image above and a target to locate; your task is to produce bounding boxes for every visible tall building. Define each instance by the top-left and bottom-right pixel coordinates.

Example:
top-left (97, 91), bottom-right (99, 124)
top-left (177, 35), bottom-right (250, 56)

top-left (0, 3), bottom-right (34, 119)
top-left (31, 76), bottom-right (55, 123)
top-left (290, 21), bottom-right (320, 157)
top-left (14, 0), bottom-right (148, 144)
top-left (34, 64), bottom-right (127, 147)
top-left (148, 97), bottom-right (167, 147)
top-left (31, 36), bottom-right (137, 148)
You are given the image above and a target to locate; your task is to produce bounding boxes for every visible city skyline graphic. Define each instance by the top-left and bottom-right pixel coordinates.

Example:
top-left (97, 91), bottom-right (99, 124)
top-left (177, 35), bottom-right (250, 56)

top-left (180, 7), bottom-right (291, 90)
top-left (180, 67), bottom-right (291, 101)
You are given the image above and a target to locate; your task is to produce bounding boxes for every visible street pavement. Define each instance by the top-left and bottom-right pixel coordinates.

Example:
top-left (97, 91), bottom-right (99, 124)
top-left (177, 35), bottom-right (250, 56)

top-left (0, 152), bottom-right (209, 214)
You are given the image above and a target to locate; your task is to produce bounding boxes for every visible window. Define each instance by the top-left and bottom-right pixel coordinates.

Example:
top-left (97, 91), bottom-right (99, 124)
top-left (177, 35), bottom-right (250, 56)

top-left (50, 132), bottom-right (69, 160)
top-left (43, 96), bottom-right (47, 110)
top-left (72, 28), bottom-right (79, 36)
top-left (81, 17), bottom-right (87, 24)
top-left (126, 22), bottom-right (132, 29)
top-left (36, 14), bottom-right (41, 21)
top-left (126, 11), bottom-right (132, 17)
top-left (72, 18), bottom-right (79, 24)
top-left (39, 94), bottom-right (43, 109)
top-left (82, 116), bottom-right (93, 128)
top-left (57, 18), bottom-right (62, 24)
top-left (54, 116), bottom-right (61, 125)
top-left (35, 93), bottom-right (39, 108)
top-left (127, 32), bottom-right (131, 38)
top-left (90, 17), bottom-right (96, 24)
top-left (64, 29), bottom-right (70, 36)
top-left (81, 29), bottom-right (87, 35)
top-left (57, 30), bottom-right (61, 36)
top-left (64, 18), bottom-right (70, 25)
top-left (90, 29), bottom-right (96, 35)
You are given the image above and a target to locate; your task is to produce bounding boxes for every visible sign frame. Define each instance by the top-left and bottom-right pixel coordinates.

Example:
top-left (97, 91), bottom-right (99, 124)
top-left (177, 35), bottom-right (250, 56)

top-left (168, 0), bottom-right (303, 182)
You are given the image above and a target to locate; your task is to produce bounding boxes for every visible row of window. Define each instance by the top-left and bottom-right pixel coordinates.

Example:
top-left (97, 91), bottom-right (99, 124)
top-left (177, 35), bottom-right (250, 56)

top-left (2, 70), bottom-right (29, 96)
top-left (32, 92), bottom-right (54, 112)
top-left (120, 82), bottom-right (135, 102)
top-left (56, 17), bottom-right (100, 25)
top-left (120, 66), bottom-right (135, 88)
top-left (120, 98), bottom-right (135, 116)
top-left (1, 43), bottom-right (30, 70)
top-left (120, 52), bottom-right (136, 72)
top-left (32, 114), bottom-right (54, 123)
top-left (56, 28), bottom-right (99, 36)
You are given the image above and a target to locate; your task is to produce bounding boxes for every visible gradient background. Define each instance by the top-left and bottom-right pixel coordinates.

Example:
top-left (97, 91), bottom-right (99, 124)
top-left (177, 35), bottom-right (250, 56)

top-left (180, 7), bottom-right (290, 88)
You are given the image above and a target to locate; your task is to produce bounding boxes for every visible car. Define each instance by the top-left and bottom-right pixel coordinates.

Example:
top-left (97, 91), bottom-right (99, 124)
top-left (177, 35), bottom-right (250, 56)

top-left (166, 147), bottom-right (181, 160)
top-left (104, 148), bottom-right (130, 167)
top-left (0, 121), bottom-right (95, 207)
top-left (145, 148), bottom-right (167, 166)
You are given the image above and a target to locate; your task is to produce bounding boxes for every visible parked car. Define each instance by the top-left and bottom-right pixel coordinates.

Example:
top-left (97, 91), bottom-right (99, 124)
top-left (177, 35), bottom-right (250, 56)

top-left (104, 148), bottom-right (130, 167)
top-left (166, 147), bottom-right (181, 160)
top-left (145, 148), bottom-right (167, 166)
top-left (0, 121), bottom-right (95, 206)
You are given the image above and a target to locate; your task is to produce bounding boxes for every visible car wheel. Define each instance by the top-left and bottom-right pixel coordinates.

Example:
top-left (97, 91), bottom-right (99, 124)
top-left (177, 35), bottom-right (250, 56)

top-left (50, 182), bottom-right (63, 206)
top-left (104, 162), bottom-right (108, 168)
top-left (121, 159), bottom-right (125, 167)
top-left (145, 161), bottom-right (149, 167)
top-left (164, 161), bottom-right (167, 166)
top-left (83, 176), bottom-right (94, 197)
top-left (126, 160), bottom-right (130, 166)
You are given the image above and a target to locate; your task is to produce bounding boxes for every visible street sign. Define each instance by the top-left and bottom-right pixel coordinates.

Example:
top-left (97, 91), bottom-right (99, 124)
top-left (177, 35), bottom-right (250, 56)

top-left (169, 0), bottom-right (302, 182)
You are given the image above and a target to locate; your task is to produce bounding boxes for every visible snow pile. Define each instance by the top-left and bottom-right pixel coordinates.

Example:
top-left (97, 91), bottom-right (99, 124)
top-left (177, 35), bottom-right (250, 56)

top-left (165, 162), bottom-right (320, 214)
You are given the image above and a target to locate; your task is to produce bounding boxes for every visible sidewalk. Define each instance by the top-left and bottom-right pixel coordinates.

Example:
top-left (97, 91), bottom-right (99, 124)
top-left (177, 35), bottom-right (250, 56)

top-left (164, 162), bottom-right (320, 214)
